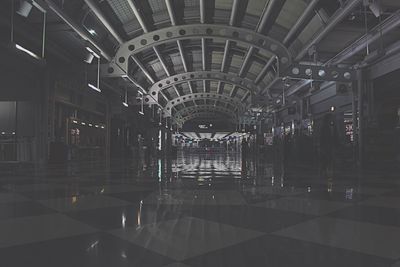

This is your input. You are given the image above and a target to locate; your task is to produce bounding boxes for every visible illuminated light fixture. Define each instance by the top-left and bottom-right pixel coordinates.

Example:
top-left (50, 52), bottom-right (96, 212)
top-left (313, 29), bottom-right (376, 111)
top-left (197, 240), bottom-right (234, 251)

top-left (88, 123), bottom-right (93, 127)
top-left (81, 122), bottom-right (86, 125)
top-left (85, 46), bottom-right (100, 59)
top-left (1, 132), bottom-right (5, 135)
top-left (95, 125), bottom-right (99, 128)
top-left (88, 83), bottom-right (101, 92)
top-left (330, 106), bottom-right (336, 112)
top-left (137, 90), bottom-right (144, 115)
top-left (72, 120), bottom-right (78, 124)
top-left (122, 89), bottom-right (129, 107)
top-left (88, 50), bottom-right (101, 92)
top-left (121, 213), bottom-right (126, 228)
top-left (84, 52), bottom-right (94, 64)
top-left (88, 29), bottom-right (97, 36)
top-left (15, 44), bottom-right (41, 60)
top-left (16, 0), bottom-right (46, 17)
top-left (16, 1), bottom-right (33, 17)
top-left (12, 132), bottom-right (15, 135)
top-left (13, 0), bottom-right (46, 59)
top-left (100, 126), bottom-right (105, 129)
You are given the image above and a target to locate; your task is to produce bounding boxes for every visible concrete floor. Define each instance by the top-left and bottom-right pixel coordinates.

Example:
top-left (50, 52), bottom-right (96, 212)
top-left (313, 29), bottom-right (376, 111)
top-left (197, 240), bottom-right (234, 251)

top-left (0, 152), bottom-right (400, 266)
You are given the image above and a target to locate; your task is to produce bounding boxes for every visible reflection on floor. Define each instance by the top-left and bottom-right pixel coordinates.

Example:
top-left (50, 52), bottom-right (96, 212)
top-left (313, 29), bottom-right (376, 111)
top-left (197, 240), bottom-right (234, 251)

top-left (1, 152), bottom-right (400, 266)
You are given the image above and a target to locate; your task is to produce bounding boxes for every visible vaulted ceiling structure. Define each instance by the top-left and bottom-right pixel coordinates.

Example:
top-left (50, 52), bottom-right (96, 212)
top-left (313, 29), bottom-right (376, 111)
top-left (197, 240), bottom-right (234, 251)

top-left (4, 0), bottom-right (400, 127)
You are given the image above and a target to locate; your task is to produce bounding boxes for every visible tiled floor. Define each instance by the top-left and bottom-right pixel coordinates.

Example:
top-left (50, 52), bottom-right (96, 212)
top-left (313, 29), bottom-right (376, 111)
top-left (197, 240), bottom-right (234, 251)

top-left (0, 153), bottom-right (400, 266)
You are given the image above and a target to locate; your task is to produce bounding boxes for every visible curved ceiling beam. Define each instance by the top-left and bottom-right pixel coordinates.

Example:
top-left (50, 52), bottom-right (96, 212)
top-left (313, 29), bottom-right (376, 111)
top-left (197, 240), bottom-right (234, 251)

top-left (173, 105), bottom-right (238, 121)
top-left (107, 24), bottom-right (292, 75)
top-left (147, 71), bottom-right (262, 98)
top-left (167, 99), bottom-right (241, 118)
top-left (164, 92), bottom-right (247, 115)
top-left (178, 112), bottom-right (237, 126)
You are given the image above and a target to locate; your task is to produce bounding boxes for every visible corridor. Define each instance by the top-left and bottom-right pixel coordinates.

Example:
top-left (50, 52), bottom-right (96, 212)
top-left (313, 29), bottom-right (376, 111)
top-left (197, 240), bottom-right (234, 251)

top-left (1, 0), bottom-right (400, 265)
top-left (1, 152), bottom-right (400, 266)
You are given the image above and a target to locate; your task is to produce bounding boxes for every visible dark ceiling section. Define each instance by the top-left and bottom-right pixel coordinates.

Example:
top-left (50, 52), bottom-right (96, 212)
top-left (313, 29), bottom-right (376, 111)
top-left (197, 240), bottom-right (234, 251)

top-left (2, 0), bottom-right (400, 126)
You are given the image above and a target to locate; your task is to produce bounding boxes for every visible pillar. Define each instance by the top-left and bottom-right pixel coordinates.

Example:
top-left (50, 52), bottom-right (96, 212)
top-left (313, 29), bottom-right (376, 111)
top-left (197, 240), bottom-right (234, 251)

top-left (357, 69), bottom-right (365, 167)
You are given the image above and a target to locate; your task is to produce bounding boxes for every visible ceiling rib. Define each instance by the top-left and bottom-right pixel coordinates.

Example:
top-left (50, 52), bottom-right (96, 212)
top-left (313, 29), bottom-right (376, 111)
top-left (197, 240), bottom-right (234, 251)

top-left (84, 0), bottom-right (124, 45)
top-left (110, 24), bottom-right (291, 77)
top-left (238, 0), bottom-right (283, 79)
top-left (327, 10), bottom-right (400, 65)
top-left (127, 0), bottom-right (171, 80)
top-left (44, 0), bottom-right (112, 61)
top-left (283, 0), bottom-right (319, 46)
top-left (148, 71), bottom-right (262, 98)
top-left (165, 93), bottom-right (245, 112)
top-left (131, 55), bottom-right (155, 83)
top-left (165, 0), bottom-right (193, 97)
top-left (294, 0), bottom-right (363, 61)
top-left (274, 0), bottom-right (362, 100)
top-left (219, 0), bottom-right (240, 95)
top-left (256, 0), bottom-right (316, 86)
top-left (200, 0), bottom-right (207, 93)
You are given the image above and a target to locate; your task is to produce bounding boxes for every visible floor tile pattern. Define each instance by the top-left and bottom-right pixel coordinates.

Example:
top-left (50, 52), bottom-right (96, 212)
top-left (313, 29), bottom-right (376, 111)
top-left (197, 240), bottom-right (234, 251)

top-left (0, 153), bottom-right (399, 266)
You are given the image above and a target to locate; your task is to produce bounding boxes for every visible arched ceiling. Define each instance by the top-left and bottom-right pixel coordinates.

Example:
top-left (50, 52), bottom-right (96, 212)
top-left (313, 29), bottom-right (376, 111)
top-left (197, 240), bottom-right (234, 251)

top-left (24, 0), bottom-right (400, 126)
top-left (100, 0), bottom-right (300, 124)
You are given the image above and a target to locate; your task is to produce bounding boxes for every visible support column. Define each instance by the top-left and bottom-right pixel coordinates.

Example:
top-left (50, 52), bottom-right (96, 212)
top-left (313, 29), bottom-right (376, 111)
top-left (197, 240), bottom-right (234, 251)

top-left (351, 81), bottom-right (358, 163)
top-left (357, 69), bottom-right (365, 167)
top-left (105, 100), bottom-right (111, 167)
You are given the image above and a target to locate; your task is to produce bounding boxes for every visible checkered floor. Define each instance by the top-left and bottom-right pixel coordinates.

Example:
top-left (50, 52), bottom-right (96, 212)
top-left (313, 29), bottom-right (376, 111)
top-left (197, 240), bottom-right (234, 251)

top-left (1, 154), bottom-right (400, 266)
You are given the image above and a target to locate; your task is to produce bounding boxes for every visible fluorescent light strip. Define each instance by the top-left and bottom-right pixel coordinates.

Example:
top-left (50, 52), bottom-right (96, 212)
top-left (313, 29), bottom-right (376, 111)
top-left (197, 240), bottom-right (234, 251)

top-left (88, 83), bottom-right (101, 92)
top-left (85, 47), bottom-right (100, 59)
top-left (122, 102), bottom-right (129, 107)
top-left (15, 44), bottom-right (40, 60)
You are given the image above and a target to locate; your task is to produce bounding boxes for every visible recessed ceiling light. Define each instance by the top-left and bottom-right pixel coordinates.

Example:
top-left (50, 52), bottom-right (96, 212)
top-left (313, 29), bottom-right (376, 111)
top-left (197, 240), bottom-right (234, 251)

top-left (88, 29), bottom-right (97, 36)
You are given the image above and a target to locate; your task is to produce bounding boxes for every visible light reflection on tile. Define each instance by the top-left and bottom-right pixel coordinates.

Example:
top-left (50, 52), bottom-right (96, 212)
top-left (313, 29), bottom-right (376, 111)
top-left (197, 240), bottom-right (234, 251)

top-left (1, 152), bottom-right (400, 266)
top-left (110, 217), bottom-right (264, 261)
top-left (143, 190), bottom-right (247, 206)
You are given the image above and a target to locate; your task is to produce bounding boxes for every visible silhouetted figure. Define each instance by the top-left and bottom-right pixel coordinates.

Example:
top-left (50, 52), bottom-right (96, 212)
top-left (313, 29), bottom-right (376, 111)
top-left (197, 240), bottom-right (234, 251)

top-left (319, 114), bottom-right (337, 177)
top-left (241, 138), bottom-right (248, 177)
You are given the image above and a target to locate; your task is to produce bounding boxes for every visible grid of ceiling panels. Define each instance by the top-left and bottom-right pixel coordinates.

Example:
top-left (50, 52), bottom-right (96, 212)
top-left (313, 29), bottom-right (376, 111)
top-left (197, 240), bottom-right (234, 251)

top-left (92, 0), bottom-right (395, 124)
top-left (106, 0), bottom-right (135, 24)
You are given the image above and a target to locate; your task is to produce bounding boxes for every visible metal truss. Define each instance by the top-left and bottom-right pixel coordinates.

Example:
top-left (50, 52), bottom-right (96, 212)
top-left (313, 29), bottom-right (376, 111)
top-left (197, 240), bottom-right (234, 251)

top-left (173, 105), bottom-right (238, 121)
top-left (175, 110), bottom-right (238, 126)
top-left (147, 71), bottom-right (263, 98)
top-left (164, 92), bottom-right (247, 115)
top-left (283, 63), bottom-right (357, 82)
top-left (103, 69), bottom-right (264, 100)
top-left (177, 112), bottom-right (238, 126)
top-left (106, 24), bottom-right (291, 74)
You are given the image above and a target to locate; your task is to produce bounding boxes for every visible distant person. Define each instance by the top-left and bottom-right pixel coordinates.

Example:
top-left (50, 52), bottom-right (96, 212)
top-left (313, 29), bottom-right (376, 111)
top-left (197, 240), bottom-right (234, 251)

top-left (241, 138), bottom-right (248, 159)
top-left (241, 138), bottom-right (248, 177)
